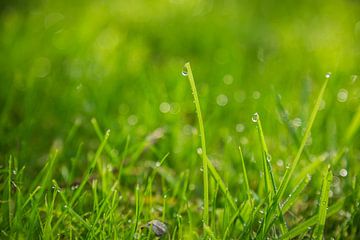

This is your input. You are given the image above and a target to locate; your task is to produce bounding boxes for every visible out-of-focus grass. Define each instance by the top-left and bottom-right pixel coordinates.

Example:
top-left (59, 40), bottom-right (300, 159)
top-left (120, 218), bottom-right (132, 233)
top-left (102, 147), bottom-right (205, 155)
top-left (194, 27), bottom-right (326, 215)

top-left (0, 0), bottom-right (359, 239)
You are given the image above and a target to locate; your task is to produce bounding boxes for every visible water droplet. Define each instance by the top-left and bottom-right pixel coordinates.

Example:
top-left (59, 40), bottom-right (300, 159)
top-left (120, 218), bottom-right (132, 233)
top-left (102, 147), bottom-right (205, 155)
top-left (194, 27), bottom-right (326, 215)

top-left (200, 167), bottom-right (203, 172)
top-left (236, 123), bottom-right (245, 133)
top-left (71, 185), bottom-right (79, 191)
top-left (252, 113), bottom-right (259, 123)
top-left (64, 205), bottom-right (68, 209)
top-left (181, 65), bottom-right (188, 76)
top-left (276, 160), bottom-right (284, 167)
top-left (252, 91), bottom-right (261, 100)
top-left (127, 115), bottom-right (138, 126)
top-left (159, 102), bottom-right (171, 113)
top-left (339, 168), bottom-right (348, 177)
top-left (216, 94), bottom-right (228, 106)
top-left (285, 164), bottom-right (290, 169)
top-left (266, 154), bottom-right (272, 162)
top-left (155, 161), bottom-right (161, 167)
top-left (223, 74), bottom-right (234, 85)
top-left (12, 170), bottom-right (17, 175)
top-left (325, 72), bottom-right (332, 78)
top-left (337, 89), bottom-right (348, 103)
top-left (197, 148), bottom-right (203, 155)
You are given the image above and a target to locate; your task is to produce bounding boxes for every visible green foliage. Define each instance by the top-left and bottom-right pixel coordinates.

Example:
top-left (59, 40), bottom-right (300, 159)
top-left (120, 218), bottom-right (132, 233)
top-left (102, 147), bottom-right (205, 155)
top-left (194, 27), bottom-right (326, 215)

top-left (1, 0), bottom-right (360, 239)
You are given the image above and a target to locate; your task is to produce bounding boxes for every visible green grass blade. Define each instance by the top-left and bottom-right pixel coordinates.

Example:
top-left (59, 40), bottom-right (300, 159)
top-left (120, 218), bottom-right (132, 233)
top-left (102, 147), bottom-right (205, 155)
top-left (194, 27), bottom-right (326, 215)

top-left (277, 76), bottom-right (329, 202)
top-left (184, 63), bottom-right (237, 216)
top-left (239, 146), bottom-right (251, 201)
top-left (70, 129), bottom-right (110, 206)
top-left (254, 113), bottom-right (287, 235)
top-left (184, 62), bottom-right (209, 226)
top-left (254, 113), bottom-right (276, 196)
top-left (263, 76), bottom-right (329, 237)
top-left (275, 94), bottom-right (311, 160)
top-left (313, 166), bottom-right (333, 240)
top-left (282, 174), bottom-right (311, 213)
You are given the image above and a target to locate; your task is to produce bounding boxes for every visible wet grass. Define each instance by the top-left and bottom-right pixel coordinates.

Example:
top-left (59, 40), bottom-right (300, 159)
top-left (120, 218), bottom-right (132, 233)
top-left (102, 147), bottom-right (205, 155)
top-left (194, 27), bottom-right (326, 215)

top-left (1, 0), bottom-right (360, 239)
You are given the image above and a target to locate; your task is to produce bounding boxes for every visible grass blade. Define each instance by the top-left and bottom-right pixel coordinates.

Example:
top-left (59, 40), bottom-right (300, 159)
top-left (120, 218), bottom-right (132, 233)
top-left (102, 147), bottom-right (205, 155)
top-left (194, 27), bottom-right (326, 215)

top-left (282, 174), bottom-right (311, 213)
top-left (70, 129), bottom-right (110, 206)
top-left (277, 76), bottom-right (329, 203)
top-left (313, 165), bottom-right (333, 240)
top-left (239, 146), bottom-right (251, 201)
top-left (263, 76), bottom-right (329, 237)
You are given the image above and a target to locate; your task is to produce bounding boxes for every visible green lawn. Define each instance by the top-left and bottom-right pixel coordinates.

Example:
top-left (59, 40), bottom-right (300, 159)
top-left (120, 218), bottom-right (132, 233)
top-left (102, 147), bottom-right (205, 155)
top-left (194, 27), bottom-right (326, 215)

top-left (1, 0), bottom-right (360, 239)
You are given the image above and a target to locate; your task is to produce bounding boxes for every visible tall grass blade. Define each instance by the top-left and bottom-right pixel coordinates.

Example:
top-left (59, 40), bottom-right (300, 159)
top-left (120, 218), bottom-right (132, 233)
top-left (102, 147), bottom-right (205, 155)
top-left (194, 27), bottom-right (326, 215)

top-left (313, 165), bottom-right (333, 240)
top-left (263, 76), bottom-right (329, 236)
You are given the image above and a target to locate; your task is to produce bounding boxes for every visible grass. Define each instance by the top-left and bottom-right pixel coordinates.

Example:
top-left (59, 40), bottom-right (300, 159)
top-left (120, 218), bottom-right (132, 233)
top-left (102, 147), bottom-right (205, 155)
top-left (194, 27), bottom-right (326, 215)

top-left (1, 0), bottom-right (360, 239)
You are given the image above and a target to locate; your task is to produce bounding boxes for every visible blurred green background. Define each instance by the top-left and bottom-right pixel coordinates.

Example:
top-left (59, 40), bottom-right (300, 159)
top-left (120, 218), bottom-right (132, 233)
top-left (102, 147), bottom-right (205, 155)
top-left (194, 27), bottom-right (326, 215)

top-left (0, 0), bottom-right (359, 177)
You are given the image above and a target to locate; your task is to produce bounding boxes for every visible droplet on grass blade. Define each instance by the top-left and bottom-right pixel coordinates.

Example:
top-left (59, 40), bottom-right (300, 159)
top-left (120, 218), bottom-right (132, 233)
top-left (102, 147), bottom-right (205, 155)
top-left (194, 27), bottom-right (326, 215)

top-left (252, 112), bottom-right (259, 123)
top-left (181, 65), bottom-right (188, 76)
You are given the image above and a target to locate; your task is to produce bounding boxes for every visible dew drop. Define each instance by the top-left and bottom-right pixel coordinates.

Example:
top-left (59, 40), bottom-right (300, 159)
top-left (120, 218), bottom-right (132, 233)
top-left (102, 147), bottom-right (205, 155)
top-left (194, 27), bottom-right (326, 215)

top-left (223, 74), bottom-right (234, 85)
top-left (337, 89), bottom-right (348, 103)
top-left (200, 167), bottom-right (203, 172)
top-left (252, 91), bottom-right (261, 100)
top-left (325, 72), bottom-right (332, 78)
top-left (155, 161), bottom-right (161, 167)
top-left (127, 115), bottom-right (138, 126)
top-left (276, 160), bottom-right (284, 167)
top-left (197, 147), bottom-right (203, 155)
top-left (252, 112), bottom-right (259, 123)
top-left (339, 168), bottom-right (348, 177)
top-left (266, 154), bottom-right (272, 162)
top-left (181, 65), bottom-right (188, 76)
top-left (216, 94), bottom-right (228, 106)
top-left (236, 123), bottom-right (245, 133)
top-left (159, 102), bottom-right (171, 113)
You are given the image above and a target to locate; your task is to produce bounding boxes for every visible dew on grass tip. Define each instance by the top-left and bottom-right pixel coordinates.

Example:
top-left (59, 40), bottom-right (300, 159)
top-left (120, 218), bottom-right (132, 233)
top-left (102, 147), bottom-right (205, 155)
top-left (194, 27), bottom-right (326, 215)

top-left (252, 112), bottom-right (259, 123)
top-left (181, 65), bottom-right (188, 76)
top-left (325, 72), bottom-right (332, 78)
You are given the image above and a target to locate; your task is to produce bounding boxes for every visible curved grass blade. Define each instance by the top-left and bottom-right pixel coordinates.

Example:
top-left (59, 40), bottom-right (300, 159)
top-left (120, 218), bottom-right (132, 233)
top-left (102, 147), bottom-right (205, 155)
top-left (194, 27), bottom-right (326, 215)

top-left (184, 62), bottom-right (238, 228)
top-left (183, 62), bottom-right (209, 226)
